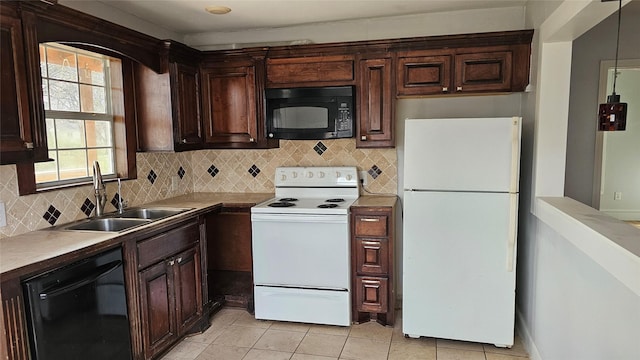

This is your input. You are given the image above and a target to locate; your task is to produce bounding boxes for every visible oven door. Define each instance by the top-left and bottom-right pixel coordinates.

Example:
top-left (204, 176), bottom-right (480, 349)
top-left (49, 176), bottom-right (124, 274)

top-left (251, 213), bottom-right (350, 289)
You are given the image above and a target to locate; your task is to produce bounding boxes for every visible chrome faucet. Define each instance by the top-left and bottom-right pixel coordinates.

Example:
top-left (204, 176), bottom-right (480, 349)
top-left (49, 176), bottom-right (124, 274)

top-left (117, 178), bottom-right (126, 214)
top-left (92, 161), bottom-right (107, 216)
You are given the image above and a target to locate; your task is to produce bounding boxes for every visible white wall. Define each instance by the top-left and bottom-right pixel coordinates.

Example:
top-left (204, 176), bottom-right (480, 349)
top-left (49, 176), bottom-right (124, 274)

top-left (185, 7), bottom-right (525, 50)
top-left (518, 1), bottom-right (640, 359)
top-left (565, 0), bottom-right (640, 208)
top-left (599, 68), bottom-right (640, 219)
top-left (58, 0), bottom-right (183, 41)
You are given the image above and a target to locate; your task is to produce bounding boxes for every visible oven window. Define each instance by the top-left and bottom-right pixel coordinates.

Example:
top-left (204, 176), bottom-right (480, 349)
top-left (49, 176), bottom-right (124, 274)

top-left (273, 107), bottom-right (328, 129)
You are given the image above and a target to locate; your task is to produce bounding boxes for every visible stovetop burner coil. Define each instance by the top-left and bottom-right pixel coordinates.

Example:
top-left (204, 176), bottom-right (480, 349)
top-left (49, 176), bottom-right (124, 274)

top-left (325, 198), bottom-right (345, 203)
top-left (318, 203), bottom-right (339, 208)
top-left (279, 198), bottom-right (298, 202)
top-left (268, 201), bottom-right (296, 207)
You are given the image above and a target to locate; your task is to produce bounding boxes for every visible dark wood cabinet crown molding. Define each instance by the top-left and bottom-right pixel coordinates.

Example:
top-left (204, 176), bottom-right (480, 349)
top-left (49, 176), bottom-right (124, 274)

top-left (17, 1), bottom-right (166, 73)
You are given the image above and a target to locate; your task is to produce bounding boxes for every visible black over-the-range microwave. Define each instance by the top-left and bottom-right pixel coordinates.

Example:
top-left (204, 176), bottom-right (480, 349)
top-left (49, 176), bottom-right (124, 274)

top-left (265, 86), bottom-right (354, 140)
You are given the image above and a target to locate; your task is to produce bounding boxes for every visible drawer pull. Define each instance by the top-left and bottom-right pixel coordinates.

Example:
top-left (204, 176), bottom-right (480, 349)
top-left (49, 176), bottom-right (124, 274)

top-left (168, 259), bottom-right (175, 266)
top-left (362, 279), bottom-right (381, 285)
top-left (360, 218), bottom-right (380, 222)
top-left (362, 240), bottom-right (381, 246)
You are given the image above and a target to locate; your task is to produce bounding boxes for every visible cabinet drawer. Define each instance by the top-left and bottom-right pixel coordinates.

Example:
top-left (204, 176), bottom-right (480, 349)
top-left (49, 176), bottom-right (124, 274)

top-left (355, 238), bottom-right (389, 275)
top-left (354, 215), bottom-right (388, 237)
top-left (137, 221), bottom-right (199, 269)
top-left (355, 276), bottom-right (388, 313)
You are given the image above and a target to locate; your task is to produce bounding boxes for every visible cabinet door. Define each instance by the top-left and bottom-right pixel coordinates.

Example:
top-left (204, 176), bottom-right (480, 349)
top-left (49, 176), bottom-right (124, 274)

top-left (355, 276), bottom-right (388, 313)
top-left (266, 55), bottom-right (355, 87)
top-left (201, 65), bottom-right (258, 145)
top-left (0, 13), bottom-right (35, 164)
top-left (171, 63), bottom-right (203, 149)
top-left (174, 246), bottom-right (203, 335)
top-left (139, 260), bottom-right (177, 359)
top-left (357, 57), bottom-right (394, 148)
top-left (396, 53), bottom-right (452, 96)
top-left (454, 51), bottom-right (512, 93)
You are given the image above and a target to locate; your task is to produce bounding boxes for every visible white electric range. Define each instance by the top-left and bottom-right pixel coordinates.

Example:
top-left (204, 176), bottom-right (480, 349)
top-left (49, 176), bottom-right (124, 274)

top-left (251, 166), bottom-right (359, 326)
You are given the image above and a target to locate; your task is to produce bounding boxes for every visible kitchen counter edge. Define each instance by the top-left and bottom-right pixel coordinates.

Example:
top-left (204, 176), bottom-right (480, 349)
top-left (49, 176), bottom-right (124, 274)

top-left (0, 192), bottom-right (273, 279)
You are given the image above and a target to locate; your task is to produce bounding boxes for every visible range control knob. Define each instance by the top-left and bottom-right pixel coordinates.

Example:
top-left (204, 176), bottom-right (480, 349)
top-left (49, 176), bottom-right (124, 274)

top-left (292, 172), bottom-right (298, 179)
top-left (346, 174), bottom-right (353, 181)
top-left (318, 171), bottom-right (325, 178)
top-left (281, 174), bottom-right (286, 181)
top-left (336, 171), bottom-right (341, 178)
top-left (307, 171), bottom-right (314, 178)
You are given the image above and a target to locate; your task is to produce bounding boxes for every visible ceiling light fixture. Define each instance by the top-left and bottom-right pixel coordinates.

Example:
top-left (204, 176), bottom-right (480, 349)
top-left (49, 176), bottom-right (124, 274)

top-left (205, 5), bottom-right (231, 15)
top-left (598, 0), bottom-right (627, 131)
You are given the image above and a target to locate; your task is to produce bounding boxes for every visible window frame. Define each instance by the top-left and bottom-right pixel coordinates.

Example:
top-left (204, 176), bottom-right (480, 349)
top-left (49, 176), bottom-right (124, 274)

top-left (36, 43), bottom-right (117, 188)
top-left (17, 45), bottom-right (137, 196)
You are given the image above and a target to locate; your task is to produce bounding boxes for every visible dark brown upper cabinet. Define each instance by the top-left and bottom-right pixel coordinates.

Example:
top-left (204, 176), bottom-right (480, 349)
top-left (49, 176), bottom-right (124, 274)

top-left (266, 55), bottom-right (355, 88)
top-left (396, 36), bottom-right (531, 97)
top-left (0, 4), bottom-right (47, 164)
top-left (357, 54), bottom-right (395, 148)
top-left (395, 50), bottom-right (453, 96)
top-left (135, 41), bottom-right (204, 152)
top-left (200, 51), bottom-right (278, 149)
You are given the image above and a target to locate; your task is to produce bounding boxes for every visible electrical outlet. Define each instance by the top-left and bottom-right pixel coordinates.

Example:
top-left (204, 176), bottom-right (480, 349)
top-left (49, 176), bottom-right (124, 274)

top-left (614, 192), bottom-right (622, 201)
top-left (359, 171), bottom-right (368, 186)
top-left (0, 201), bottom-right (6, 228)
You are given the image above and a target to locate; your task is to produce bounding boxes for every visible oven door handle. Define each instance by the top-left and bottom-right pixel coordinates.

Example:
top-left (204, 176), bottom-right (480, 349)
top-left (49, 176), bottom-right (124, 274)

top-left (251, 213), bottom-right (348, 224)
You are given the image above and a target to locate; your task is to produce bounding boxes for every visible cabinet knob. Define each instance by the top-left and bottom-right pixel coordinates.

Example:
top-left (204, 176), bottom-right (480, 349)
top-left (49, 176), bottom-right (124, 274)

top-left (249, 138), bottom-right (255, 143)
top-left (168, 259), bottom-right (175, 266)
top-left (181, 139), bottom-right (188, 144)
top-left (176, 257), bottom-right (183, 264)
top-left (25, 142), bottom-right (34, 149)
top-left (456, 86), bottom-right (463, 91)
top-left (442, 87), bottom-right (448, 92)
top-left (361, 135), bottom-right (367, 141)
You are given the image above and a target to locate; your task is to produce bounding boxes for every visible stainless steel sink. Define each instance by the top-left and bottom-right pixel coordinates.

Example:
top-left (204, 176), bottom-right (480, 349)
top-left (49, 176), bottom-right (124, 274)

top-left (58, 207), bottom-right (193, 232)
top-left (113, 207), bottom-right (190, 220)
top-left (63, 218), bottom-right (151, 232)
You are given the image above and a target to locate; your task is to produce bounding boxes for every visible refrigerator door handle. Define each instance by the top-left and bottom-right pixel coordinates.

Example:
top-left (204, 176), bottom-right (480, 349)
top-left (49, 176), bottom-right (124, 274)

top-left (509, 117), bottom-right (522, 194)
top-left (507, 194), bottom-right (518, 272)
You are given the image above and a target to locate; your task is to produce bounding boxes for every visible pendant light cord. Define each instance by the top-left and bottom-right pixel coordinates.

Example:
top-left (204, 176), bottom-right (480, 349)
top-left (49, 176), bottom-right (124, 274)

top-left (612, 0), bottom-right (622, 95)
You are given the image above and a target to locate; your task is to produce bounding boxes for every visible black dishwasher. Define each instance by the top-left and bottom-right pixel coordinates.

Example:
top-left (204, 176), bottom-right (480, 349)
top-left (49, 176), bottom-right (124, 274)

top-left (22, 247), bottom-right (133, 360)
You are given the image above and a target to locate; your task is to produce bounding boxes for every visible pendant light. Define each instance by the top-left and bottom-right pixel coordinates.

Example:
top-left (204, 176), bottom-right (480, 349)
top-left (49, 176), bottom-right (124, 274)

top-left (598, 0), bottom-right (628, 131)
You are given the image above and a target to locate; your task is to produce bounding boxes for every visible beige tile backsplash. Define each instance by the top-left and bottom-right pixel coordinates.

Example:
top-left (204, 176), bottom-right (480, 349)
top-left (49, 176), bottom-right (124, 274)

top-left (0, 139), bottom-right (396, 238)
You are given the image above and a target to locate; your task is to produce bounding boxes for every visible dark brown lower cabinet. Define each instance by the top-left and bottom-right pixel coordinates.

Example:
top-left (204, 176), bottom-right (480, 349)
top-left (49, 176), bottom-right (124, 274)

top-left (137, 220), bottom-right (204, 359)
top-left (351, 203), bottom-right (396, 326)
top-left (206, 207), bottom-right (254, 310)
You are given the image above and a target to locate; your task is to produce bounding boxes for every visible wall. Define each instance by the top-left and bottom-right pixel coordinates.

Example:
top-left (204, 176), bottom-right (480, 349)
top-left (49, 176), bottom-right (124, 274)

top-left (598, 68), bottom-right (640, 219)
top-left (0, 152), bottom-right (193, 238)
top-left (517, 1), bottom-right (640, 360)
top-left (185, 7), bottom-right (525, 50)
top-left (565, 0), bottom-right (640, 207)
top-left (0, 140), bottom-right (394, 239)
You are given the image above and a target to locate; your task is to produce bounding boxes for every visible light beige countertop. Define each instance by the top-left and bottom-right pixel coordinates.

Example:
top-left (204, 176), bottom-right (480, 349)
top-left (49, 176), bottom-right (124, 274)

top-left (0, 192), bottom-right (272, 277)
top-left (351, 195), bottom-right (398, 207)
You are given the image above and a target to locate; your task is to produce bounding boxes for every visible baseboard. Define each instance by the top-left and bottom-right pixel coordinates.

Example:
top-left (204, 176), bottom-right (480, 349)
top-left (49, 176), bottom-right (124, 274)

top-left (516, 307), bottom-right (542, 360)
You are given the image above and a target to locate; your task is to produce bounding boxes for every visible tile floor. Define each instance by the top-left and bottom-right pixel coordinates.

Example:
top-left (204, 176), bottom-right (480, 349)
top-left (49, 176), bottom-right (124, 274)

top-left (161, 308), bottom-right (529, 360)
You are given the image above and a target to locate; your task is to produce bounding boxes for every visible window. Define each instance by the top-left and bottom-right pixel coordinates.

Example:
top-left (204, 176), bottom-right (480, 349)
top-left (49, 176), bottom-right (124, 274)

top-left (35, 43), bottom-right (116, 187)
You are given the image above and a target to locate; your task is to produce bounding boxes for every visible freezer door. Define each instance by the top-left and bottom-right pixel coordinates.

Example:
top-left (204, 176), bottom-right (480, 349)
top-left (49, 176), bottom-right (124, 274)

top-left (402, 190), bottom-right (518, 346)
top-left (403, 117), bottom-right (521, 192)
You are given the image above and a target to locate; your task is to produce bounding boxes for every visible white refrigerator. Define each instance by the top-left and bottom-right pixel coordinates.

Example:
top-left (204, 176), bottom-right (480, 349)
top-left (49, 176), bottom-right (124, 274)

top-left (402, 117), bottom-right (521, 347)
